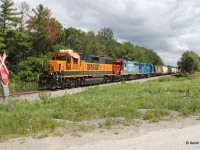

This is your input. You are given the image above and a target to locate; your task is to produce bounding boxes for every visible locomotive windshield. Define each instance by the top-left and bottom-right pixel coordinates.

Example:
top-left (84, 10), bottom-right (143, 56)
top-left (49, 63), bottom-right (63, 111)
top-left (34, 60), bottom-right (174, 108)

top-left (52, 53), bottom-right (67, 60)
top-left (60, 54), bottom-right (66, 60)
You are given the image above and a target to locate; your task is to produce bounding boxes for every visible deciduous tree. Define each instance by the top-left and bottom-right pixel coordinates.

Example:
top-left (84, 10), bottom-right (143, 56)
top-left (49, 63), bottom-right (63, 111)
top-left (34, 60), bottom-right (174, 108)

top-left (178, 51), bottom-right (200, 74)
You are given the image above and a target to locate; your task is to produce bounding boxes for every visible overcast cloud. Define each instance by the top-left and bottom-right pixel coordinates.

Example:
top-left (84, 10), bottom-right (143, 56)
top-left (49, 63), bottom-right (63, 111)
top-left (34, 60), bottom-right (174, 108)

top-left (14, 0), bottom-right (200, 66)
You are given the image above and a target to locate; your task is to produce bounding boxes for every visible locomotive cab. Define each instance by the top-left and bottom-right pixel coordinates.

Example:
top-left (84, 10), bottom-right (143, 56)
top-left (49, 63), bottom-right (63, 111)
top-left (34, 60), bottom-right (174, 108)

top-left (46, 50), bottom-right (80, 73)
top-left (112, 59), bottom-right (124, 75)
top-left (39, 50), bottom-right (81, 90)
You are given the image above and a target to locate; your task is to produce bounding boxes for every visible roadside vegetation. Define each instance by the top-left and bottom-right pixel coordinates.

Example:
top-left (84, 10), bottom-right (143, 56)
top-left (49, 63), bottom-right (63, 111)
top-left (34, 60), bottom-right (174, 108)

top-left (0, 1), bottom-right (198, 93)
top-left (0, 0), bottom-right (163, 91)
top-left (1, 76), bottom-right (200, 141)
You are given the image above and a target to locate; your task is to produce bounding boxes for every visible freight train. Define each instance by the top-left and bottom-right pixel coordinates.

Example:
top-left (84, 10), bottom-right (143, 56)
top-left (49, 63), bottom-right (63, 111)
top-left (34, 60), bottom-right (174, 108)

top-left (38, 49), bottom-right (179, 90)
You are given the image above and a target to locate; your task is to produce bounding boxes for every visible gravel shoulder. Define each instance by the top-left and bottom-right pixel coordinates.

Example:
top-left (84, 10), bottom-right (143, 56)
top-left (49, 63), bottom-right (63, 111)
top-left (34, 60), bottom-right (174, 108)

top-left (1, 116), bottom-right (200, 150)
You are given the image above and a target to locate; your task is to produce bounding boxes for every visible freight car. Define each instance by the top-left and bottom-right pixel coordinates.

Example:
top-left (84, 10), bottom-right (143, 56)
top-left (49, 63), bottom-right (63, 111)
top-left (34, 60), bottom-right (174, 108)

top-left (154, 66), bottom-right (163, 76)
top-left (155, 66), bottom-right (171, 75)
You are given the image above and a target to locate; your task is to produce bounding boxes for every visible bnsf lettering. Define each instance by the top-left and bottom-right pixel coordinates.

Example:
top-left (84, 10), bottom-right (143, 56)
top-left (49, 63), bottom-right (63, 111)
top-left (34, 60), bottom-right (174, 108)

top-left (72, 65), bottom-right (79, 70)
top-left (87, 64), bottom-right (99, 70)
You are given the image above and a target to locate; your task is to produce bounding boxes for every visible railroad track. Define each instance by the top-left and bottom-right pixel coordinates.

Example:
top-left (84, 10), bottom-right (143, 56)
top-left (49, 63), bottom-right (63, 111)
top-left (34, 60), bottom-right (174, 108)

top-left (0, 75), bottom-right (172, 101)
top-left (0, 91), bottom-right (39, 98)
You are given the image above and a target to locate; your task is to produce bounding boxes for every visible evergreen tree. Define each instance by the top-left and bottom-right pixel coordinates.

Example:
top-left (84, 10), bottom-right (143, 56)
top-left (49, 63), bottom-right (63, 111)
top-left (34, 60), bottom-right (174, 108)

top-left (14, 2), bottom-right (32, 64)
top-left (27, 4), bottom-right (60, 56)
top-left (0, 0), bottom-right (20, 52)
top-left (27, 4), bottom-right (50, 56)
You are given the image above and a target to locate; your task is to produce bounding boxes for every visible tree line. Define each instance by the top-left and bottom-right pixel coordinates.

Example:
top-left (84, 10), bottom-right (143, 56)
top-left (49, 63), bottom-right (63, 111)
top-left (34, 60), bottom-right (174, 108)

top-left (1, 0), bottom-right (165, 82)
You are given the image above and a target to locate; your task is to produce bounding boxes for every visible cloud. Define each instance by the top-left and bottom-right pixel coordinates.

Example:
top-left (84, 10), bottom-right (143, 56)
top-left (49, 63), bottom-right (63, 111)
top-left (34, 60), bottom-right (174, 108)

top-left (13, 0), bottom-right (200, 66)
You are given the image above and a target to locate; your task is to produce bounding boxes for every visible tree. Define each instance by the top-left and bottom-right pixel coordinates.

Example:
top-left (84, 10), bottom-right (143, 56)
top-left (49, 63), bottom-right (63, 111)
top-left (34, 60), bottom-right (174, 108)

top-left (27, 4), bottom-right (50, 55)
top-left (47, 18), bottom-right (60, 45)
top-left (13, 2), bottom-right (32, 64)
top-left (17, 54), bottom-right (49, 82)
top-left (18, 1), bottom-right (30, 32)
top-left (97, 27), bottom-right (114, 44)
top-left (27, 4), bottom-right (60, 55)
top-left (97, 27), bottom-right (121, 57)
top-left (57, 27), bottom-right (85, 50)
top-left (0, 0), bottom-right (20, 51)
top-left (0, 33), bottom-right (5, 49)
top-left (178, 51), bottom-right (200, 74)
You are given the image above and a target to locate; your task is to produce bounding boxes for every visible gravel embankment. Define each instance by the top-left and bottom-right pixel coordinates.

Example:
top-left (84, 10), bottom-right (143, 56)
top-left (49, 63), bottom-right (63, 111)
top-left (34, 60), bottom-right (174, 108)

top-left (0, 75), bottom-right (170, 102)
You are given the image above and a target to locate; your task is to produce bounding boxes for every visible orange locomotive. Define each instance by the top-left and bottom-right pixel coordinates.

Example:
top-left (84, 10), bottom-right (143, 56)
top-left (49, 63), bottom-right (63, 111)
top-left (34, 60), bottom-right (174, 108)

top-left (38, 50), bottom-right (114, 89)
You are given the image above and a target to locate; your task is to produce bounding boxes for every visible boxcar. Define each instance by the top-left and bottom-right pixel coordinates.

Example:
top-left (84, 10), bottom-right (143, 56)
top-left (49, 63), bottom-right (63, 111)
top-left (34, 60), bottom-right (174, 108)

top-left (167, 66), bottom-right (172, 74)
top-left (155, 66), bottom-right (163, 76)
top-left (171, 67), bottom-right (176, 74)
top-left (162, 66), bottom-right (168, 74)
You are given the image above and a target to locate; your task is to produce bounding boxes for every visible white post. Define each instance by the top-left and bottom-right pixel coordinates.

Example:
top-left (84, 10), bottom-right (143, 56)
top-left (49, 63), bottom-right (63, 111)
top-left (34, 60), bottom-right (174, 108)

top-left (2, 83), bottom-right (10, 108)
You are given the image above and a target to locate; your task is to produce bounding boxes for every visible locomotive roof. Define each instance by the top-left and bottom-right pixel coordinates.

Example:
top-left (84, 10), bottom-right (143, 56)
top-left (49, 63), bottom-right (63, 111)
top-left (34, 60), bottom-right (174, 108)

top-left (57, 51), bottom-right (80, 59)
top-left (67, 52), bottom-right (80, 59)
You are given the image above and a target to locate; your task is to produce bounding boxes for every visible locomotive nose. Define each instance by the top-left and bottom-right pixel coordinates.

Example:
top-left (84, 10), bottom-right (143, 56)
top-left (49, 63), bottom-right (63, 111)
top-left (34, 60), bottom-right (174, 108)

top-left (48, 64), bottom-right (54, 72)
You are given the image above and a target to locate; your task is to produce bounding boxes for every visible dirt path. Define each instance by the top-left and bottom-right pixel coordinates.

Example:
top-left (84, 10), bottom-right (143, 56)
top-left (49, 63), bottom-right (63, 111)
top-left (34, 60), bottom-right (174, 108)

top-left (1, 116), bottom-right (200, 150)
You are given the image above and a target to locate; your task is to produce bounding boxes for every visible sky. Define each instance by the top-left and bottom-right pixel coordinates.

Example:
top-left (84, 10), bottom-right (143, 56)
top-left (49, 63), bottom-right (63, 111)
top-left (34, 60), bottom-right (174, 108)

top-left (13, 0), bottom-right (200, 66)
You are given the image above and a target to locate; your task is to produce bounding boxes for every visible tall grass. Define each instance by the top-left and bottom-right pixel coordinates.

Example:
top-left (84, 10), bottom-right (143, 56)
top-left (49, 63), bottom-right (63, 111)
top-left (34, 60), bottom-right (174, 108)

top-left (1, 76), bottom-right (200, 140)
top-left (9, 81), bottom-right (38, 92)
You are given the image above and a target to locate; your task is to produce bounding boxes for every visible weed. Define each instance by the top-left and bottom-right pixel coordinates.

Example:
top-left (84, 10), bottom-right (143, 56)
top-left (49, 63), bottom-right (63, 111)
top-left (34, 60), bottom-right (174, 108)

top-left (99, 118), bottom-right (113, 129)
top-left (9, 81), bottom-right (38, 93)
top-left (38, 92), bottom-right (51, 100)
top-left (1, 76), bottom-right (200, 140)
top-left (143, 109), bottom-right (171, 122)
top-left (77, 124), bottom-right (96, 132)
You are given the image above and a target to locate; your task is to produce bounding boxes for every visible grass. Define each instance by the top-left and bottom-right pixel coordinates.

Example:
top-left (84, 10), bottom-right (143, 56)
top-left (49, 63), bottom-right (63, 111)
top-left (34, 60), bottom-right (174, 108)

top-left (5, 81), bottom-right (38, 93)
top-left (1, 76), bottom-right (200, 140)
top-left (143, 109), bottom-right (171, 122)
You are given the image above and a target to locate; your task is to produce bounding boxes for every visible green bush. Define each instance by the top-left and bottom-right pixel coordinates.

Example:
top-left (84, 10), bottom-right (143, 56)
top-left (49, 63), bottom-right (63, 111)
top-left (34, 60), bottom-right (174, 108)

top-left (17, 55), bottom-right (48, 82)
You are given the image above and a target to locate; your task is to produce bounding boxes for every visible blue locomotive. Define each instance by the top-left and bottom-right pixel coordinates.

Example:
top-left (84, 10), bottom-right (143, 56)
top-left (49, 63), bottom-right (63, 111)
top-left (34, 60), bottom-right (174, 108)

top-left (112, 59), bottom-right (154, 80)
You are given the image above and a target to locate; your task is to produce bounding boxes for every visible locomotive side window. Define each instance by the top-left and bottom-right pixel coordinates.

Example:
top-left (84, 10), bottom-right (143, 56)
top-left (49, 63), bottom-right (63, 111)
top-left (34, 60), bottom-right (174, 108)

top-left (73, 58), bottom-right (78, 64)
top-left (60, 54), bottom-right (66, 60)
top-left (66, 55), bottom-right (71, 63)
